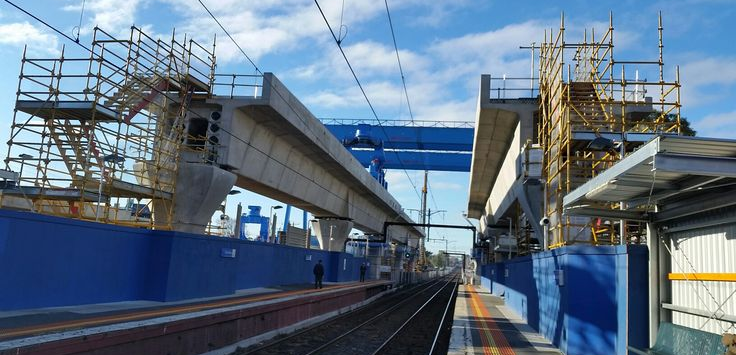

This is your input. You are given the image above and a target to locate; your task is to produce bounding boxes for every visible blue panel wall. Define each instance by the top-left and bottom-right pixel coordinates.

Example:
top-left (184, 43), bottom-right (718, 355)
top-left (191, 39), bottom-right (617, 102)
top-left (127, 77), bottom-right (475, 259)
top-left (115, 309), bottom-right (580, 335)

top-left (0, 209), bottom-right (363, 310)
top-left (480, 245), bottom-right (648, 355)
top-left (0, 210), bottom-right (154, 309)
top-left (627, 246), bottom-right (650, 351)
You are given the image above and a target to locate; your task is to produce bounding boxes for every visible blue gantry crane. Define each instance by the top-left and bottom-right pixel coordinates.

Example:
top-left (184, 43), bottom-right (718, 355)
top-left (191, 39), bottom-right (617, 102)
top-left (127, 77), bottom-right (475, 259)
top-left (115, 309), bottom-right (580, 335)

top-left (325, 121), bottom-right (474, 189)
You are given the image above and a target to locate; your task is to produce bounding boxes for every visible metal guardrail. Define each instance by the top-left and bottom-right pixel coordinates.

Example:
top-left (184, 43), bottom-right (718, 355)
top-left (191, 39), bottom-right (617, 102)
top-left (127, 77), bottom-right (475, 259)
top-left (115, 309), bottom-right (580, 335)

top-left (212, 73), bottom-right (263, 98)
top-left (320, 118), bottom-right (474, 128)
top-left (488, 75), bottom-right (539, 99)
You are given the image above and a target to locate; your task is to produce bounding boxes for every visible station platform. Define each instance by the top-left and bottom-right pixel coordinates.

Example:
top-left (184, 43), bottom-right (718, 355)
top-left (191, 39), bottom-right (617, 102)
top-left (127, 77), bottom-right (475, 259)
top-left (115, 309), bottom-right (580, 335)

top-left (449, 284), bottom-right (561, 355)
top-left (0, 280), bottom-right (392, 355)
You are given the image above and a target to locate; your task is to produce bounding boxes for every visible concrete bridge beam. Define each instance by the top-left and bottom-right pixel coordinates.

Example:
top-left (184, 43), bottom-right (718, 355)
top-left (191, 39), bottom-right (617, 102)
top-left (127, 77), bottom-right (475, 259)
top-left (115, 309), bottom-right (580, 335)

top-left (184, 73), bottom-right (423, 243)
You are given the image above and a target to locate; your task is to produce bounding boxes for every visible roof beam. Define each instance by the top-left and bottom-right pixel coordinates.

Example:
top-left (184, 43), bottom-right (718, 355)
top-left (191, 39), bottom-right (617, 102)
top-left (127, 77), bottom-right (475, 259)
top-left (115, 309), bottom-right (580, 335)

top-left (564, 205), bottom-right (649, 222)
top-left (655, 153), bottom-right (736, 178)
top-left (655, 188), bottom-right (736, 222)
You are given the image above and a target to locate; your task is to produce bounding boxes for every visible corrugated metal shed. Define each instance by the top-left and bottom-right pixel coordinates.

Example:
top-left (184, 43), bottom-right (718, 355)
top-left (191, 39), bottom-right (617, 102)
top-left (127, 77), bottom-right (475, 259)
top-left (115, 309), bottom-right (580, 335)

top-left (667, 207), bottom-right (736, 335)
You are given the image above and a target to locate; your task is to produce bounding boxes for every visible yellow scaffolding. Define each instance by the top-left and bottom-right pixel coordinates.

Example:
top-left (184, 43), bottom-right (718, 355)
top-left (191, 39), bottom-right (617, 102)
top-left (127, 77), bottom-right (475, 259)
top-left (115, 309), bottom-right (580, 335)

top-left (1, 26), bottom-right (216, 230)
top-left (538, 13), bottom-right (681, 248)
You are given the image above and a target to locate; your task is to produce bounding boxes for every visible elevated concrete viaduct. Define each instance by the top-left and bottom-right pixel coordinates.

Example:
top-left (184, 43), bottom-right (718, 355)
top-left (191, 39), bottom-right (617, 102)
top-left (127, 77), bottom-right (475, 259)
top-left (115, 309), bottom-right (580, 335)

top-left (185, 73), bottom-right (422, 249)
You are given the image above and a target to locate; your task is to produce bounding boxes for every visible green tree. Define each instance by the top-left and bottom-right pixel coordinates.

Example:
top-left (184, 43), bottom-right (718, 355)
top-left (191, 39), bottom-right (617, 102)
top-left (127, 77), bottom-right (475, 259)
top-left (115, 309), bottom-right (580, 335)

top-left (428, 251), bottom-right (447, 268)
top-left (632, 111), bottom-right (696, 136)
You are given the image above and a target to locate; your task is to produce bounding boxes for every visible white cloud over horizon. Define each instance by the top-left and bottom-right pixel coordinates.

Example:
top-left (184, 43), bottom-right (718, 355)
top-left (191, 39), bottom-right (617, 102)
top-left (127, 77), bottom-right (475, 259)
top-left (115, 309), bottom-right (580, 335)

top-left (692, 109), bottom-right (736, 138)
top-left (0, 21), bottom-right (59, 55)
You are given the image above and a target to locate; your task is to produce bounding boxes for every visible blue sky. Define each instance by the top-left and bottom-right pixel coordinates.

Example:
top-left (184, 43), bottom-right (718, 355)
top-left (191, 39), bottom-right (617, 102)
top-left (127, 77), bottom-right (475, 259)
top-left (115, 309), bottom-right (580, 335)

top-left (0, 1), bottom-right (734, 253)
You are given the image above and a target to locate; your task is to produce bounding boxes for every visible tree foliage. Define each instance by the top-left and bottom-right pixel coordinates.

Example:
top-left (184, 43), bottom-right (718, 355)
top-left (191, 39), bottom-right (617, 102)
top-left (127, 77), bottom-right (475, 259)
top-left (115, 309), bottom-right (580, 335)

top-left (632, 111), bottom-right (696, 136)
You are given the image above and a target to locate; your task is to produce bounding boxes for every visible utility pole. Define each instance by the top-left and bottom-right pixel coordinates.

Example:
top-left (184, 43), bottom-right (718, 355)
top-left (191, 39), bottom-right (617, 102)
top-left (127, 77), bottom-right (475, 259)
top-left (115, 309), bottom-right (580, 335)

top-left (418, 171), bottom-right (428, 271)
top-left (421, 171), bottom-right (428, 227)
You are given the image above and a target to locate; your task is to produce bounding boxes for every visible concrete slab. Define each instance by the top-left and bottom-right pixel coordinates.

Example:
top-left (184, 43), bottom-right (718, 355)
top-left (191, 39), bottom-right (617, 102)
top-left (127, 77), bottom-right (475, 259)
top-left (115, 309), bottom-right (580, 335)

top-left (0, 280), bottom-right (393, 354)
top-left (449, 284), bottom-right (561, 355)
top-left (0, 282), bottom-right (345, 335)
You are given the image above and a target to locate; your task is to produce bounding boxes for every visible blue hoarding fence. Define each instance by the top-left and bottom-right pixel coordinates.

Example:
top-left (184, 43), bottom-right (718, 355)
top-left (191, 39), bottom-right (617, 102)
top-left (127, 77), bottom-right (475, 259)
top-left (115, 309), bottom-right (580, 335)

top-left (0, 209), bottom-right (364, 311)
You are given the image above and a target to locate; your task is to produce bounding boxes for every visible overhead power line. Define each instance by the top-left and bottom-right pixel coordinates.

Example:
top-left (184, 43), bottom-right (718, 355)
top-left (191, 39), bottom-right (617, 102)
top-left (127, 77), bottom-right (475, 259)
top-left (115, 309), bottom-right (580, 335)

top-left (313, 0), bottom-right (380, 121)
top-left (197, 0), bottom-right (261, 74)
top-left (313, 0), bottom-right (422, 202)
top-left (383, 0), bottom-right (414, 123)
top-left (197, 0), bottom-right (423, 214)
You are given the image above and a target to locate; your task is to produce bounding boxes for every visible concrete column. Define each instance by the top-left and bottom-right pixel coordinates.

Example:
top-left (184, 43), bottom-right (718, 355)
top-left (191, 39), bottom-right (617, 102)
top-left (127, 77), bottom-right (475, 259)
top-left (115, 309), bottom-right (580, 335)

top-left (233, 203), bottom-right (243, 238)
top-left (311, 218), bottom-right (354, 252)
top-left (151, 162), bottom-right (236, 234)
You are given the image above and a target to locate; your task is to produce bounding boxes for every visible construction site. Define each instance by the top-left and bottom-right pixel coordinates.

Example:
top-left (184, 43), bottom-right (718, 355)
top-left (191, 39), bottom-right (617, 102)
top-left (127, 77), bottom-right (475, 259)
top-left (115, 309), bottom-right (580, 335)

top-left (0, 3), bottom-right (733, 355)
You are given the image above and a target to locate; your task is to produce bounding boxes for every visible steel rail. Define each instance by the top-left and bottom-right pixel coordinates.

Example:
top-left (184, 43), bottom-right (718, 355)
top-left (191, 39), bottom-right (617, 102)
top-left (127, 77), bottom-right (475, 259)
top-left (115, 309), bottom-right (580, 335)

top-left (303, 275), bottom-right (456, 355)
top-left (370, 275), bottom-right (458, 355)
top-left (242, 277), bottom-right (445, 354)
top-left (428, 277), bottom-right (459, 354)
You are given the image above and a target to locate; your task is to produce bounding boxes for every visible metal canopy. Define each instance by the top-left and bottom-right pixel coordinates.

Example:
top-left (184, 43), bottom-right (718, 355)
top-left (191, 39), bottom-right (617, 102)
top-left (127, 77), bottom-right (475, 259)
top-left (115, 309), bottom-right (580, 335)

top-left (563, 135), bottom-right (736, 220)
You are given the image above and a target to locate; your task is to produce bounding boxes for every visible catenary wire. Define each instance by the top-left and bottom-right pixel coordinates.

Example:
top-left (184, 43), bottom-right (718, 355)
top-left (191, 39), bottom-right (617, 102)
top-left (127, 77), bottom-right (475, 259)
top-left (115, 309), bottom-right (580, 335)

top-left (384, 0), bottom-right (414, 123)
top-left (195, 0), bottom-right (423, 216)
top-left (313, 0), bottom-right (422, 202)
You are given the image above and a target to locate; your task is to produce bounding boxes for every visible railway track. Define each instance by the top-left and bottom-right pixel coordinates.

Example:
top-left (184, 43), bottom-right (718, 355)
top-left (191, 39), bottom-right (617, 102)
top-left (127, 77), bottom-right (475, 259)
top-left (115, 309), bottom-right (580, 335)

top-left (237, 274), bottom-right (459, 355)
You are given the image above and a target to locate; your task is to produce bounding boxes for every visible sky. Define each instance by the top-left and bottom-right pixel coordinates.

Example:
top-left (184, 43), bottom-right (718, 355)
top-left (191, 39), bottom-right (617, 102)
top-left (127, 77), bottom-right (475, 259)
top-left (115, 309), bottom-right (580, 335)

top-left (0, 0), bottom-right (734, 254)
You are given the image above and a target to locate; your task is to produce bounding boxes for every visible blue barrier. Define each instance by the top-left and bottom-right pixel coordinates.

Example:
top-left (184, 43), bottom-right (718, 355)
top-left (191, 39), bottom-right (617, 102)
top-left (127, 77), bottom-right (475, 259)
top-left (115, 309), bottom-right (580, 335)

top-left (481, 245), bottom-right (648, 355)
top-left (0, 209), bottom-right (363, 310)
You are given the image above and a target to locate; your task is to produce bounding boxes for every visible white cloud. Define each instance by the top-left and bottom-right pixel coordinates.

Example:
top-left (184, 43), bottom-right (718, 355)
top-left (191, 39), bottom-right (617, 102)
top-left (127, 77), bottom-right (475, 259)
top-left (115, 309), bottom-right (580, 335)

top-left (385, 170), bottom-right (411, 191)
top-left (412, 98), bottom-right (476, 122)
top-left (681, 57), bottom-right (736, 87)
top-left (679, 56), bottom-right (736, 107)
top-left (406, 1), bottom-right (471, 28)
top-left (64, 0), bottom-right (142, 36)
top-left (428, 20), bottom-right (547, 79)
top-left (430, 181), bottom-right (463, 190)
top-left (305, 80), bottom-right (404, 109)
top-left (303, 20), bottom-right (551, 122)
top-left (0, 22), bottom-right (59, 55)
top-left (692, 110), bottom-right (736, 138)
top-left (343, 41), bottom-right (429, 76)
top-left (160, 0), bottom-right (394, 64)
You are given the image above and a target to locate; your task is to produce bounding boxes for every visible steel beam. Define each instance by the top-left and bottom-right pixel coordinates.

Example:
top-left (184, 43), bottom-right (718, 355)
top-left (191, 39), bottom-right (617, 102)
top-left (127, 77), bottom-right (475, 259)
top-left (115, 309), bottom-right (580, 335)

top-left (347, 150), bottom-right (471, 172)
top-left (325, 124), bottom-right (474, 152)
top-left (563, 138), bottom-right (660, 207)
top-left (625, 176), bottom-right (725, 208)
top-left (563, 205), bottom-right (649, 221)
top-left (655, 153), bottom-right (736, 178)
top-left (383, 221), bottom-right (476, 246)
top-left (661, 303), bottom-right (736, 324)
top-left (655, 189), bottom-right (736, 222)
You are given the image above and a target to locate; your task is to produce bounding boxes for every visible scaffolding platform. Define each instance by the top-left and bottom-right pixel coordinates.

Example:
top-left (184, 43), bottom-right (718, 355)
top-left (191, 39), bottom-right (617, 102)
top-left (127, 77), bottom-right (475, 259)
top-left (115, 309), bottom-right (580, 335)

top-left (81, 179), bottom-right (174, 200)
top-left (15, 100), bottom-right (119, 122)
top-left (2, 26), bottom-right (217, 230)
top-left (0, 187), bottom-right (104, 202)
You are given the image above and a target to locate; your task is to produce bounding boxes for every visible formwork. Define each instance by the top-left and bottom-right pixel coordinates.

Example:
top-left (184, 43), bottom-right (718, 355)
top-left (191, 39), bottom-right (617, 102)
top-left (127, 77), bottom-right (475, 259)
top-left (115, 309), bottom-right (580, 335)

top-left (538, 13), bottom-right (681, 248)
